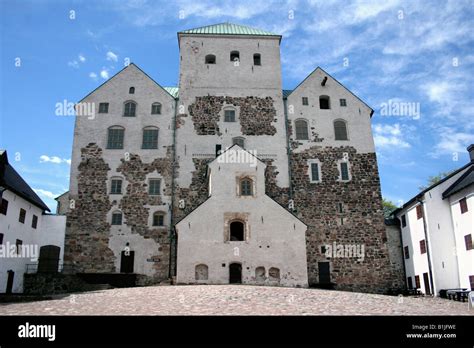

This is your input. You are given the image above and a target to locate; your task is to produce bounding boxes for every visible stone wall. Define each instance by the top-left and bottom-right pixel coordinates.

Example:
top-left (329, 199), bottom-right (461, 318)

top-left (64, 143), bottom-right (115, 273)
top-left (187, 96), bottom-right (277, 136)
top-left (290, 145), bottom-right (404, 293)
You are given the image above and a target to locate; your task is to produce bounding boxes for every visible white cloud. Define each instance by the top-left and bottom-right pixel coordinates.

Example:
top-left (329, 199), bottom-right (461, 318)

top-left (100, 69), bottom-right (109, 79)
top-left (430, 128), bottom-right (474, 157)
top-left (39, 155), bottom-right (71, 165)
top-left (68, 60), bottom-right (79, 69)
top-left (373, 123), bottom-right (411, 149)
top-left (106, 51), bottom-right (118, 62)
top-left (89, 72), bottom-right (98, 80)
top-left (78, 54), bottom-right (86, 62)
top-left (33, 188), bottom-right (57, 200)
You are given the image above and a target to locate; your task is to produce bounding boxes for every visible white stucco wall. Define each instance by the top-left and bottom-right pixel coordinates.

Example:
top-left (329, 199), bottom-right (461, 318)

top-left (176, 147), bottom-right (308, 287)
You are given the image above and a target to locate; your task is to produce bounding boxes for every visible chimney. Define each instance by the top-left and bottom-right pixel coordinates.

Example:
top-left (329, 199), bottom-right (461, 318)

top-left (468, 144), bottom-right (474, 162)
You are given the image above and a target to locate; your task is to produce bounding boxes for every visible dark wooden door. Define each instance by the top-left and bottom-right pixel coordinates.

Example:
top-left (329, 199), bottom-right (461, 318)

top-left (423, 272), bottom-right (431, 295)
top-left (120, 251), bottom-right (135, 273)
top-left (318, 262), bottom-right (331, 284)
top-left (6, 270), bottom-right (14, 294)
top-left (229, 263), bottom-right (242, 284)
top-left (38, 245), bottom-right (60, 273)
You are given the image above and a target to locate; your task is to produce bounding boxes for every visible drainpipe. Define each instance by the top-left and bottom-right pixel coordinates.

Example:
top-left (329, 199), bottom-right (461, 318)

top-left (283, 98), bottom-right (293, 201)
top-left (417, 196), bottom-right (435, 296)
top-left (169, 97), bottom-right (178, 280)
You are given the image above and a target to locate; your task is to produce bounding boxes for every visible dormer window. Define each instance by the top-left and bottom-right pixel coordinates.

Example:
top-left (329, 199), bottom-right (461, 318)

top-left (232, 137), bottom-right (245, 148)
top-left (205, 54), bottom-right (216, 64)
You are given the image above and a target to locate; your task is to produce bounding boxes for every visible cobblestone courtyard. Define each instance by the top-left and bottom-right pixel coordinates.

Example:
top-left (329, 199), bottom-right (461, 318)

top-left (1, 285), bottom-right (472, 315)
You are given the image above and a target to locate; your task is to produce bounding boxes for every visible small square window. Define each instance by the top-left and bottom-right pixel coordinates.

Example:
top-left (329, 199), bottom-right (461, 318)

top-left (99, 103), bottom-right (109, 113)
top-left (32, 215), bottom-right (38, 229)
top-left (224, 110), bottom-right (236, 122)
top-left (340, 99), bottom-right (347, 107)
top-left (465, 234), bottom-right (472, 250)
top-left (302, 97), bottom-right (309, 106)
top-left (151, 103), bottom-right (161, 115)
top-left (149, 179), bottom-right (161, 195)
top-left (19, 208), bottom-right (26, 223)
top-left (153, 213), bottom-right (164, 227)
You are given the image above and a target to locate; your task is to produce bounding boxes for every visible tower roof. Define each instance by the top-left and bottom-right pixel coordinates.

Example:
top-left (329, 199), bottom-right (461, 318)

top-left (178, 22), bottom-right (280, 37)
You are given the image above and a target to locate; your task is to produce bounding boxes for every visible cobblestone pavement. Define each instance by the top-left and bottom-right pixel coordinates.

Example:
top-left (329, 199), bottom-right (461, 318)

top-left (1, 285), bottom-right (472, 315)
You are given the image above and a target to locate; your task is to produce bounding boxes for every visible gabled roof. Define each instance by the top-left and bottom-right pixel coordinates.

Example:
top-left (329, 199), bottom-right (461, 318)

top-left (209, 143), bottom-right (266, 166)
top-left (0, 150), bottom-right (50, 212)
top-left (178, 22), bottom-right (280, 37)
top-left (442, 165), bottom-right (474, 199)
top-left (78, 63), bottom-right (177, 103)
top-left (284, 66), bottom-right (374, 117)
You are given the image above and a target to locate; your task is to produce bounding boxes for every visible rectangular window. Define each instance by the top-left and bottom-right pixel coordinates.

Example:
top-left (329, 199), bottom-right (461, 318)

top-left (19, 208), bottom-right (26, 223)
top-left (460, 197), bottom-right (468, 214)
top-left (420, 239), bottom-right (427, 254)
top-left (107, 128), bottom-right (124, 149)
top-left (340, 162), bottom-right (349, 181)
top-left (224, 110), bottom-right (235, 122)
top-left (469, 275), bottom-right (474, 290)
top-left (16, 239), bottom-right (22, 254)
top-left (0, 198), bottom-right (8, 215)
top-left (404, 246), bottom-right (410, 259)
top-left (153, 214), bottom-right (164, 226)
top-left (32, 215), bottom-right (38, 229)
top-left (142, 129), bottom-right (159, 149)
top-left (151, 103), bottom-right (161, 115)
top-left (415, 275), bottom-right (420, 289)
top-left (401, 214), bottom-right (407, 227)
top-left (407, 276), bottom-right (413, 289)
top-left (98, 102), bottom-right (109, 113)
top-left (215, 144), bottom-right (222, 157)
top-left (111, 213), bottom-right (122, 225)
top-left (111, 179), bottom-right (123, 194)
top-left (310, 163), bottom-right (319, 182)
top-left (416, 205), bottom-right (423, 220)
top-left (465, 234), bottom-right (472, 250)
top-left (337, 203), bottom-right (344, 213)
top-left (148, 179), bottom-right (161, 195)
top-left (340, 98), bottom-right (347, 107)
top-left (302, 97), bottom-right (308, 105)
top-left (0, 233), bottom-right (3, 244)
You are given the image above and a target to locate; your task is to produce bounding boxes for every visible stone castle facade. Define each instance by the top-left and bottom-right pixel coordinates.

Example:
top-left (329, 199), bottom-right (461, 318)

top-left (64, 23), bottom-right (403, 293)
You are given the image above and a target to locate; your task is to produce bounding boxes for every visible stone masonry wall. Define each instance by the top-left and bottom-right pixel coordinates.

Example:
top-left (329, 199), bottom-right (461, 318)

top-left (290, 145), bottom-right (404, 293)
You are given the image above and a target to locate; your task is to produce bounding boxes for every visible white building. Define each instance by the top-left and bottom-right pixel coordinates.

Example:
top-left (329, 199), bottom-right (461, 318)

top-left (395, 145), bottom-right (474, 295)
top-left (0, 150), bottom-right (66, 293)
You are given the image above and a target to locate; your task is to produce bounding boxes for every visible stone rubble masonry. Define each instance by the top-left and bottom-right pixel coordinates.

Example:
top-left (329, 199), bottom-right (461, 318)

top-left (188, 96), bottom-right (277, 136)
top-left (290, 145), bottom-right (404, 293)
top-left (64, 143), bottom-right (116, 273)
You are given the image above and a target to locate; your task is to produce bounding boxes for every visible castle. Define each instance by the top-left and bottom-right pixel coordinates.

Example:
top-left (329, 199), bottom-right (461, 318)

top-left (64, 23), bottom-right (402, 293)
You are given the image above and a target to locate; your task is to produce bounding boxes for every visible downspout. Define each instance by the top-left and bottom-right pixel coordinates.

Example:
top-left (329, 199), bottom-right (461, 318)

top-left (283, 97), bottom-right (293, 201)
top-left (417, 197), bottom-right (435, 296)
top-left (169, 97), bottom-right (178, 280)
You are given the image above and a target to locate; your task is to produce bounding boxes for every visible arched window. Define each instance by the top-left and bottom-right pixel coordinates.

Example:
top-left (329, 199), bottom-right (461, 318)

top-left (295, 119), bottom-right (309, 140)
top-left (232, 137), bottom-right (245, 148)
top-left (152, 211), bottom-right (165, 226)
top-left (129, 87), bottom-right (135, 94)
top-left (195, 264), bottom-right (209, 281)
top-left (240, 178), bottom-right (253, 196)
top-left (334, 120), bottom-right (348, 140)
top-left (269, 267), bottom-right (280, 281)
top-left (142, 126), bottom-right (159, 149)
top-left (230, 51), bottom-right (240, 62)
top-left (111, 211), bottom-right (122, 225)
top-left (205, 54), bottom-right (216, 64)
top-left (319, 95), bottom-right (330, 109)
top-left (230, 221), bottom-right (244, 241)
top-left (123, 101), bottom-right (137, 117)
top-left (255, 266), bottom-right (265, 282)
top-left (253, 53), bottom-right (261, 66)
top-left (107, 126), bottom-right (125, 149)
top-left (151, 102), bottom-right (161, 115)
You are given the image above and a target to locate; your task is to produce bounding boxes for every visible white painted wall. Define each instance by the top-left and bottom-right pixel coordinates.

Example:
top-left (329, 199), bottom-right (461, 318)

top-left (176, 147), bottom-right (308, 287)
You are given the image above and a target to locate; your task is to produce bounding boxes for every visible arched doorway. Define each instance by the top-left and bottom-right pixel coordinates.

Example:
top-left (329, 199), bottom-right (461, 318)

top-left (229, 263), bottom-right (242, 284)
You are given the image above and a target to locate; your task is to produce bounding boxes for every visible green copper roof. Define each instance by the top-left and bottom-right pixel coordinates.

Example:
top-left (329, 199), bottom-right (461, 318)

top-left (282, 89), bottom-right (293, 98)
top-left (163, 87), bottom-right (179, 98)
top-left (179, 22), bottom-right (279, 37)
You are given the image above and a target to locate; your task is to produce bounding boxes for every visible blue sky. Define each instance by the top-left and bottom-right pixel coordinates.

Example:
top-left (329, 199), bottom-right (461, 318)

top-left (1, 0), bottom-right (473, 211)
